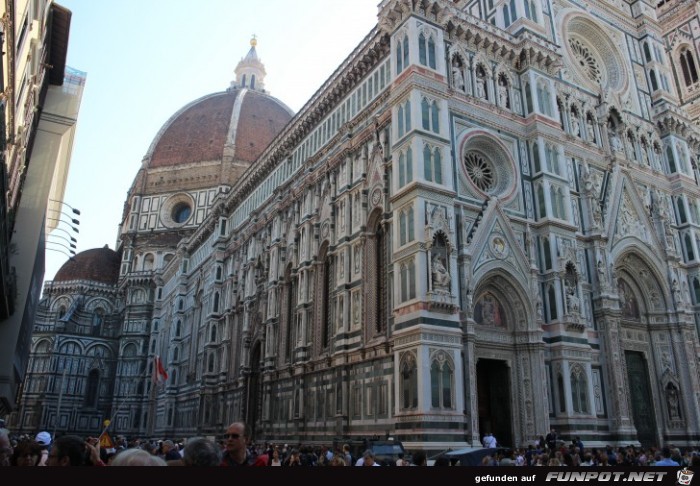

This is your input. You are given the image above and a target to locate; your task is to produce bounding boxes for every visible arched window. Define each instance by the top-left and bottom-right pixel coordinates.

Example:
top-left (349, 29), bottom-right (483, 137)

top-left (532, 142), bottom-right (541, 173)
top-left (175, 320), bottom-right (181, 338)
top-left (58, 305), bottom-right (66, 320)
top-left (649, 69), bottom-right (658, 91)
top-left (215, 266), bottom-right (222, 281)
top-left (680, 48), bottom-right (699, 86)
top-left (400, 259), bottom-right (416, 302)
top-left (150, 340), bottom-right (156, 353)
top-left (173, 347), bottom-right (179, 361)
top-left (396, 34), bottom-right (409, 74)
top-left (503, 4), bottom-right (511, 27)
top-left (557, 373), bottom-right (566, 413)
top-left (423, 145), bottom-right (442, 183)
top-left (524, 0), bottom-right (537, 22)
top-left (85, 369), bottom-right (99, 408)
top-left (212, 292), bottom-right (219, 313)
top-left (685, 233), bottom-right (695, 261)
top-left (250, 74), bottom-right (256, 90)
top-left (693, 277), bottom-right (700, 304)
top-left (643, 42), bottom-right (652, 63)
top-left (542, 237), bottom-right (552, 270)
top-left (241, 74), bottom-right (247, 88)
top-left (400, 354), bottom-right (418, 410)
top-left (92, 308), bottom-right (104, 331)
top-left (536, 184), bottom-right (547, 219)
top-left (207, 353), bottom-right (215, 373)
top-left (677, 198), bottom-right (687, 223)
top-left (547, 284), bottom-right (558, 321)
top-left (143, 253), bottom-right (155, 271)
top-left (210, 324), bottom-right (217, 343)
top-left (171, 368), bottom-right (177, 386)
top-left (421, 98), bottom-right (430, 130)
top-left (667, 146), bottom-right (677, 173)
top-left (571, 367), bottom-right (589, 414)
top-left (525, 82), bottom-right (533, 114)
top-left (430, 354), bottom-right (454, 409)
top-left (398, 105), bottom-right (405, 137)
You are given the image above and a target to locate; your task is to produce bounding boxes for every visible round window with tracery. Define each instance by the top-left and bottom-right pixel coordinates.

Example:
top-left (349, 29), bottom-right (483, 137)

top-left (464, 151), bottom-right (495, 192)
top-left (569, 37), bottom-right (601, 84)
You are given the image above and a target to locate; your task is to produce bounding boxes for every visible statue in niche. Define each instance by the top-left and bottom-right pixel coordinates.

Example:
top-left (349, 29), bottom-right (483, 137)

top-left (570, 112), bottom-right (580, 137)
top-left (587, 117), bottom-right (596, 143)
top-left (432, 256), bottom-right (451, 289)
top-left (596, 259), bottom-right (607, 287)
top-left (498, 76), bottom-right (509, 109)
top-left (566, 283), bottom-right (580, 314)
top-left (452, 59), bottom-right (465, 92)
top-left (609, 126), bottom-right (622, 153)
top-left (475, 67), bottom-right (487, 99)
top-left (666, 385), bottom-right (681, 420)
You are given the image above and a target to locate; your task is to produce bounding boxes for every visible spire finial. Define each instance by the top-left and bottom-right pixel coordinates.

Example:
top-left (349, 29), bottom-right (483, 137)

top-left (250, 34), bottom-right (257, 47)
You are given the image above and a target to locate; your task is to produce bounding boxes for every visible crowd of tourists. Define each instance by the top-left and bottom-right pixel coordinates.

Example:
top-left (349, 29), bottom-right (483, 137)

top-left (1, 421), bottom-right (699, 466)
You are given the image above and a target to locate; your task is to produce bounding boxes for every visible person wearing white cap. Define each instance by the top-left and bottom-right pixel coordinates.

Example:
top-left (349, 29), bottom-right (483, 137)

top-left (35, 431), bottom-right (51, 466)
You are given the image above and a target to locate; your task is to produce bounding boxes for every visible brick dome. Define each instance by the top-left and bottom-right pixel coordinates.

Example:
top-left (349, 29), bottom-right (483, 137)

top-left (143, 88), bottom-right (293, 169)
top-left (53, 246), bottom-right (121, 285)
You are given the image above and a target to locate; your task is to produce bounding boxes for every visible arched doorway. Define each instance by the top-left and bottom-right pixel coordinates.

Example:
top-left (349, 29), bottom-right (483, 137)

top-left (476, 359), bottom-right (512, 447)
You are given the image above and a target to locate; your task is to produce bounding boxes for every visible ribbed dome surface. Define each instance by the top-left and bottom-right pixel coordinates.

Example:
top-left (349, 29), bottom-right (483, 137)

top-left (146, 88), bottom-right (293, 169)
top-left (53, 247), bottom-right (121, 285)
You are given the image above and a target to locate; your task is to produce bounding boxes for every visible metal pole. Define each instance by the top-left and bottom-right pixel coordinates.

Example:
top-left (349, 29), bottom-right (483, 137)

top-left (52, 368), bottom-right (68, 439)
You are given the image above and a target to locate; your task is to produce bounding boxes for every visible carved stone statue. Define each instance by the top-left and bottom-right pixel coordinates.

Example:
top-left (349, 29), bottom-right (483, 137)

top-left (667, 386), bottom-right (680, 420)
top-left (570, 114), bottom-right (580, 137)
top-left (476, 72), bottom-right (486, 99)
top-left (432, 256), bottom-right (451, 289)
top-left (587, 117), bottom-right (596, 143)
top-left (452, 62), bottom-right (465, 92)
top-left (498, 81), bottom-right (509, 109)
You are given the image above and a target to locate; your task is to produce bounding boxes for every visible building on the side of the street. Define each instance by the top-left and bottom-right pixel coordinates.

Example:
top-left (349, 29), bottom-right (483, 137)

top-left (0, 0), bottom-right (84, 417)
top-left (15, 0), bottom-right (700, 451)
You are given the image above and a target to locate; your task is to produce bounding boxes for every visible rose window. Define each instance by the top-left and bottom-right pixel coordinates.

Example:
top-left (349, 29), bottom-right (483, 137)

top-left (464, 151), bottom-right (495, 192)
top-left (569, 38), bottom-right (601, 84)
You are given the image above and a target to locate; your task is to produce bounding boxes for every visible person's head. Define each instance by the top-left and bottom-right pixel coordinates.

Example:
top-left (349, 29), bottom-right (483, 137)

top-left (223, 422), bottom-right (247, 455)
top-left (413, 450), bottom-right (427, 466)
top-left (11, 439), bottom-right (42, 466)
top-left (272, 448), bottom-right (280, 459)
top-left (661, 446), bottom-right (672, 458)
top-left (162, 439), bottom-right (174, 452)
top-left (183, 437), bottom-right (222, 467)
top-left (329, 455), bottom-right (346, 466)
top-left (0, 428), bottom-right (12, 466)
top-left (111, 448), bottom-right (167, 466)
top-left (48, 435), bottom-right (87, 466)
top-left (361, 449), bottom-right (376, 466)
top-left (434, 455), bottom-right (450, 466)
top-left (35, 431), bottom-right (52, 449)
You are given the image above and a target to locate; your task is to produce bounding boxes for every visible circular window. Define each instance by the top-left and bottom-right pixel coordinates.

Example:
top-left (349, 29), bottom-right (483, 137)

top-left (460, 132), bottom-right (517, 201)
top-left (160, 193), bottom-right (195, 228)
top-left (172, 203), bottom-right (191, 223)
top-left (563, 14), bottom-right (628, 93)
top-left (464, 151), bottom-right (495, 192)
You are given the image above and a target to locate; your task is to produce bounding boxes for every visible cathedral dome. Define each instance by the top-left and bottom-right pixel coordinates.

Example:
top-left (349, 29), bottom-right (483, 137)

top-left (142, 38), bottom-right (293, 170)
top-left (53, 246), bottom-right (121, 285)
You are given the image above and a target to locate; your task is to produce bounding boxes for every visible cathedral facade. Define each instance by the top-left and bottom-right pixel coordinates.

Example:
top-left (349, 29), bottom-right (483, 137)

top-left (14, 0), bottom-right (700, 450)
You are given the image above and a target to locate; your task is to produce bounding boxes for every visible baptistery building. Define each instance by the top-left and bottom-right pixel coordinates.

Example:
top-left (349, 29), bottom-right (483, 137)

top-left (14, 0), bottom-right (700, 451)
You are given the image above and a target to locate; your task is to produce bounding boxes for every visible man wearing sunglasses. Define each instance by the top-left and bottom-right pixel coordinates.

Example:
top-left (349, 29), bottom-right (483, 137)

top-left (220, 422), bottom-right (266, 466)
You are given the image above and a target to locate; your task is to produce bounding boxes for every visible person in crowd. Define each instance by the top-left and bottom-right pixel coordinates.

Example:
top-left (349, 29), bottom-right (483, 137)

top-left (35, 431), bottom-right (51, 466)
top-left (545, 428), bottom-right (557, 451)
top-left (0, 428), bottom-right (12, 467)
top-left (654, 446), bottom-right (679, 466)
top-left (220, 422), bottom-right (266, 466)
top-left (412, 450), bottom-right (427, 466)
top-left (268, 447), bottom-right (282, 466)
top-left (359, 449), bottom-right (380, 466)
top-left (284, 448), bottom-right (302, 466)
top-left (181, 437), bottom-right (221, 467)
top-left (11, 439), bottom-right (42, 466)
top-left (47, 435), bottom-right (90, 466)
top-left (112, 448), bottom-right (167, 466)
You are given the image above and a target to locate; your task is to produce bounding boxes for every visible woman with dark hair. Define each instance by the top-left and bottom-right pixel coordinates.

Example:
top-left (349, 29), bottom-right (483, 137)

top-left (11, 440), bottom-right (42, 466)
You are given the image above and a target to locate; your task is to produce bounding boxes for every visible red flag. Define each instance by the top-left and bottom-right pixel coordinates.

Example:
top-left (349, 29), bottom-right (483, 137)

top-left (153, 355), bottom-right (168, 384)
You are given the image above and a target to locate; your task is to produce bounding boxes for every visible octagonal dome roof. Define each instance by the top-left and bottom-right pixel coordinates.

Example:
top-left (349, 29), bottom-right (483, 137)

top-left (53, 246), bottom-right (121, 285)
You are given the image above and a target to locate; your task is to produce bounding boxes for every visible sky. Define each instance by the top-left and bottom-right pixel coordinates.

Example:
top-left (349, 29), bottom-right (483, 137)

top-left (45, 0), bottom-right (380, 281)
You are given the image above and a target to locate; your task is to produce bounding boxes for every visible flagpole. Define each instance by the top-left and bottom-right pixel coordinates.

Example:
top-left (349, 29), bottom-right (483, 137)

top-left (99, 365), bottom-right (152, 441)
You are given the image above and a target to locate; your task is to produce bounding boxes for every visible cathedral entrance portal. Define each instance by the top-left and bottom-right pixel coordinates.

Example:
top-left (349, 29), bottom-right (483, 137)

top-left (246, 342), bottom-right (262, 440)
top-left (476, 359), bottom-right (513, 448)
top-left (625, 351), bottom-right (657, 447)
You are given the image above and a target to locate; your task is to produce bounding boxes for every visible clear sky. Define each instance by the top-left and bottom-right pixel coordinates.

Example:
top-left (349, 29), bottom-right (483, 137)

top-left (45, 0), bottom-right (380, 281)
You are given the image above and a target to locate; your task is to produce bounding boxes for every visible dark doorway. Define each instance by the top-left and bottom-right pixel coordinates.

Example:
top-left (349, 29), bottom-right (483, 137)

top-left (246, 342), bottom-right (262, 440)
top-left (476, 359), bottom-right (513, 448)
top-left (625, 351), bottom-right (657, 448)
